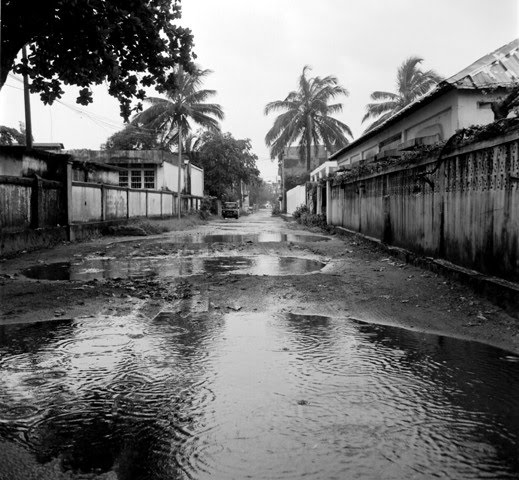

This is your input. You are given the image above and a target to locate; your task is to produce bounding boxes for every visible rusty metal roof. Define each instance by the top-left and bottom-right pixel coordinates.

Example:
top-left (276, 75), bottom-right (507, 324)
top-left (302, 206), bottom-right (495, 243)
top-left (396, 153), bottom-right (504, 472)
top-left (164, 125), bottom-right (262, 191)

top-left (330, 38), bottom-right (519, 161)
top-left (445, 38), bottom-right (519, 88)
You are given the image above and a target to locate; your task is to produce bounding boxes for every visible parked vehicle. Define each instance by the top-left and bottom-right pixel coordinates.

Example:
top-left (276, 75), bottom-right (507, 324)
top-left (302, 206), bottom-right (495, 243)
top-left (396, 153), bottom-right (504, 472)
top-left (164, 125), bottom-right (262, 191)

top-left (222, 201), bottom-right (240, 219)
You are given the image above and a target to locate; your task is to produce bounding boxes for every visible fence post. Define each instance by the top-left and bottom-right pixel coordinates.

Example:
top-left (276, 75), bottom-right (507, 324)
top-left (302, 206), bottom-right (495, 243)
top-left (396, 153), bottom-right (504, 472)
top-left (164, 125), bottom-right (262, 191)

top-left (326, 180), bottom-right (331, 224)
top-left (31, 174), bottom-right (44, 229)
top-left (65, 162), bottom-right (73, 240)
top-left (126, 187), bottom-right (130, 219)
top-left (101, 184), bottom-right (106, 221)
top-left (145, 190), bottom-right (149, 218)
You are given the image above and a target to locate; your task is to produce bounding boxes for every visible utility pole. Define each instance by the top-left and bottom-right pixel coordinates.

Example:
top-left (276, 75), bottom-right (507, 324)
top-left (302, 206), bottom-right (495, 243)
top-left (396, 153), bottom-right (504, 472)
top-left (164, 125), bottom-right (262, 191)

top-left (22, 46), bottom-right (33, 148)
top-left (176, 65), bottom-right (183, 220)
top-left (177, 122), bottom-right (182, 219)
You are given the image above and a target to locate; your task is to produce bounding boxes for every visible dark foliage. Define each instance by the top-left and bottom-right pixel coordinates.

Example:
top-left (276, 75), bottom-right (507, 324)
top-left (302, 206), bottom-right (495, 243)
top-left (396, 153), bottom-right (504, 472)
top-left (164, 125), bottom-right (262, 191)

top-left (103, 125), bottom-right (159, 150)
top-left (197, 132), bottom-right (260, 201)
top-left (2, 0), bottom-right (195, 120)
top-left (0, 125), bottom-right (25, 145)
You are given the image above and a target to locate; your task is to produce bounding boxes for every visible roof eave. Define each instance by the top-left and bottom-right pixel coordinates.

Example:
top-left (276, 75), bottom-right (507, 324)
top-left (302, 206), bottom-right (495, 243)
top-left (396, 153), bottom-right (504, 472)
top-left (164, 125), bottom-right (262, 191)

top-left (330, 84), bottom-right (453, 161)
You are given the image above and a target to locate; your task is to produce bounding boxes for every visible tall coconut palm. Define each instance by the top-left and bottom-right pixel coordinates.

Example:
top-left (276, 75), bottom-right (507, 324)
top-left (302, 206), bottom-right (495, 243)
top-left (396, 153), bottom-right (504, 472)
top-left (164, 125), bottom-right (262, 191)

top-left (132, 66), bottom-right (223, 216)
top-left (265, 66), bottom-right (352, 171)
top-left (363, 57), bottom-right (442, 131)
top-left (132, 66), bottom-right (224, 149)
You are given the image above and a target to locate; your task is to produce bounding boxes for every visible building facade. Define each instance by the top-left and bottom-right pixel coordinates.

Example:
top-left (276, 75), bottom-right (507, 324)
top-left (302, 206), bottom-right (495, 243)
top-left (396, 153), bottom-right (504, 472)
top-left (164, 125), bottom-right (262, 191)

top-left (331, 39), bottom-right (519, 167)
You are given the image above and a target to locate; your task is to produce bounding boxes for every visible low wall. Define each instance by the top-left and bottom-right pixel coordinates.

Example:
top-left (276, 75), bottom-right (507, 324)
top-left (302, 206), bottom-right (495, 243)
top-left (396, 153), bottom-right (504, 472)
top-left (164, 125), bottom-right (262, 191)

top-left (71, 181), bottom-right (203, 224)
top-left (0, 176), bottom-right (66, 232)
top-left (286, 185), bottom-right (307, 215)
top-left (328, 131), bottom-right (519, 282)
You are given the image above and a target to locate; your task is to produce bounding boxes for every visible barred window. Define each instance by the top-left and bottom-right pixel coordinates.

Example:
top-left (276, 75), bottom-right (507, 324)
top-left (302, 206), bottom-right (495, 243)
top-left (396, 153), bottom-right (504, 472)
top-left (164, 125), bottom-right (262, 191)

top-left (131, 170), bottom-right (142, 189)
top-left (144, 169), bottom-right (155, 189)
top-left (119, 170), bottom-right (129, 187)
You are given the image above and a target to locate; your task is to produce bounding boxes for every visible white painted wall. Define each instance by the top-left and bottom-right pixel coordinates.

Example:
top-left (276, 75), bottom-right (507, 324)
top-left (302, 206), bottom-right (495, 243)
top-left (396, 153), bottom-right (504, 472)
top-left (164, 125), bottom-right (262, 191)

top-left (190, 165), bottom-right (204, 197)
top-left (336, 90), bottom-right (459, 166)
top-left (336, 89), bottom-right (508, 168)
top-left (286, 185), bottom-right (306, 215)
top-left (160, 161), bottom-right (187, 193)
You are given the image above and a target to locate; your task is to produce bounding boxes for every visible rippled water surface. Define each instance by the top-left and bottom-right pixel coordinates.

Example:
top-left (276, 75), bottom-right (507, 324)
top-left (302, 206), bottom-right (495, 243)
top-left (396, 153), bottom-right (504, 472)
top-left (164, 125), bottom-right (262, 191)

top-left (0, 313), bottom-right (518, 479)
top-left (170, 232), bottom-right (331, 243)
top-left (22, 255), bottom-right (324, 281)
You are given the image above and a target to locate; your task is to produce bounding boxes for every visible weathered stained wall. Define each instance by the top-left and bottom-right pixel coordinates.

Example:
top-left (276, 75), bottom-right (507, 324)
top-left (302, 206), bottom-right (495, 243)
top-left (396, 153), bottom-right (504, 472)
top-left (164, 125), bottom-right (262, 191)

top-left (328, 131), bottom-right (519, 281)
top-left (0, 177), bottom-right (66, 232)
top-left (0, 180), bottom-right (32, 232)
top-left (70, 182), bottom-right (184, 222)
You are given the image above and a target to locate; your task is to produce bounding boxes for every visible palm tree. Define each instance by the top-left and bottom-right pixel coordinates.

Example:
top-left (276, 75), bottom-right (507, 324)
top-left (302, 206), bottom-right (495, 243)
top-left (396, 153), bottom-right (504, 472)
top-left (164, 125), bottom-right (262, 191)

top-left (264, 66), bottom-right (352, 171)
top-left (363, 57), bottom-right (442, 131)
top-left (132, 66), bottom-right (224, 216)
top-left (132, 66), bottom-right (224, 149)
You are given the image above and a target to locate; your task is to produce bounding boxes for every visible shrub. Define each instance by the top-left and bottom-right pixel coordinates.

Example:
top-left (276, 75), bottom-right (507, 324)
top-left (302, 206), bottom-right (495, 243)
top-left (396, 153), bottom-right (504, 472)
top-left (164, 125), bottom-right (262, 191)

top-left (198, 196), bottom-right (213, 220)
top-left (293, 204), bottom-right (309, 220)
top-left (299, 212), bottom-right (327, 228)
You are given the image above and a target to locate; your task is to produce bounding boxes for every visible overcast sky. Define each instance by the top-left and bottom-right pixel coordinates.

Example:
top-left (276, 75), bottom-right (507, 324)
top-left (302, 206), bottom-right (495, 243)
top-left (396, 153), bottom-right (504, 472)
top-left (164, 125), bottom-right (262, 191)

top-left (1, 0), bottom-right (518, 181)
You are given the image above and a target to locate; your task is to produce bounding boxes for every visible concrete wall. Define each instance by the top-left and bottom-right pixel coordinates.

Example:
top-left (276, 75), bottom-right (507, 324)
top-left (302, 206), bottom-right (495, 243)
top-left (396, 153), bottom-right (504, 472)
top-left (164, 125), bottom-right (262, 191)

top-left (328, 130), bottom-right (519, 282)
top-left (1, 148), bottom-right (205, 254)
top-left (128, 190), bottom-right (147, 217)
top-left (0, 179), bottom-right (32, 232)
top-left (0, 177), bottom-right (65, 232)
top-left (72, 184), bottom-right (103, 223)
top-left (191, 165), bottom-right (204, 197)
top-left (70, 182), bottom-right (190, 223)
top-left (160, 161), bottom-right (185, 192)
top-left (286, 185), bottom-right (307, 215)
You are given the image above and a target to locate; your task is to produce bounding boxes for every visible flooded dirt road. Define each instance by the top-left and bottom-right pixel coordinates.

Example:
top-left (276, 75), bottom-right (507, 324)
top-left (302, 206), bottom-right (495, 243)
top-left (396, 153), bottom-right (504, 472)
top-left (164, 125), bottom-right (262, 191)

top-left (1, 210), bottom-right (518, 479)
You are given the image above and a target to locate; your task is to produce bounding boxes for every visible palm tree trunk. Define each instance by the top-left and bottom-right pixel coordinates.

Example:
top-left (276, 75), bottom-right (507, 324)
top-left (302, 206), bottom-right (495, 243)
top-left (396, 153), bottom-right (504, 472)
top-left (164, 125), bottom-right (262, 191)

top-left (305, 123), bottom-right (312, 171)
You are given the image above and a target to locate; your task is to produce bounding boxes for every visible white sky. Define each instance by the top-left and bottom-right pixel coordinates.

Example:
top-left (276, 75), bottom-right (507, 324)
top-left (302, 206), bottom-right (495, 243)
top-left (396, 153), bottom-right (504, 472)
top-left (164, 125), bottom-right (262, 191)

top-left (1, 0), bottom-right (518, 181)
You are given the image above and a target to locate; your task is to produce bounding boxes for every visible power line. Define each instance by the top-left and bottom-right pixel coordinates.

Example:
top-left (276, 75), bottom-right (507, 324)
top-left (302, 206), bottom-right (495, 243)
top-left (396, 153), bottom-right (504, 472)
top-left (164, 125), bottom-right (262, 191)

top-left (6, 73), bottom-right (167, 135)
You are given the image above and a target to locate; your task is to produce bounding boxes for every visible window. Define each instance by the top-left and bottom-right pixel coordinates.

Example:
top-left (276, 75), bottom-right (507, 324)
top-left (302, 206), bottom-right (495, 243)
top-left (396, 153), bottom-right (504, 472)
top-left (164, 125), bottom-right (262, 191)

top-left (119, 170), bottom-right (129, 187)
top-left (131, 170), bottom-right (142, 189)
top-left (144, 169), bottom-right (155, 189)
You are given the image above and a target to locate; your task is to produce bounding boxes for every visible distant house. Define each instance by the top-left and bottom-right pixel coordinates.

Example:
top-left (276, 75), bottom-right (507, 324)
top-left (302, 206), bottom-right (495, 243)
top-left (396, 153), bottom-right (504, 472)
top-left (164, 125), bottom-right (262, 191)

top-left (280, 145), bottom-right (328, 179)
top-left (331, 38), bottom-right (519, 167)
top-left (66, 149), bottom-right (204, 198)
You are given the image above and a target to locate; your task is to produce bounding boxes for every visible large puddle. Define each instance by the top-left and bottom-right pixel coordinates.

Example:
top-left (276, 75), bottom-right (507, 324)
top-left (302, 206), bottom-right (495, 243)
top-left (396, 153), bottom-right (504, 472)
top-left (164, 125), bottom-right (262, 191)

top-left (170, 232), bottom-right (331, 243)
top-left (22, 255), bottom-right (324, 281)
top-left (0, 313), bottom-right (518, 479)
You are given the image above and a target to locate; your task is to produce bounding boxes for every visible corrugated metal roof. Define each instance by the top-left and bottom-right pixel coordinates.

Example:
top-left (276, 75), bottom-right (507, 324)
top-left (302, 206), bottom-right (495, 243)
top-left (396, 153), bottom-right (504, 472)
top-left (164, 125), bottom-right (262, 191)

top-left (330, 38), bottom-right (519, 161)
top-left (445, 38), bottom-right (519, 88)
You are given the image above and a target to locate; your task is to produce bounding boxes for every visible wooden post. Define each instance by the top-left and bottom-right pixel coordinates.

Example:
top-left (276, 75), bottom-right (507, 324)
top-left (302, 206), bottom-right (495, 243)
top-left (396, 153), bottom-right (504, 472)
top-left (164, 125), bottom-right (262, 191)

top-left (100, 184), bottom-right (105, 221)
top-left (31, 175), bottom-right (43, 228)
top-left (65, 162), bottom-right (73, 240)
top-left (126, 187), bottom-right (130, 219)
